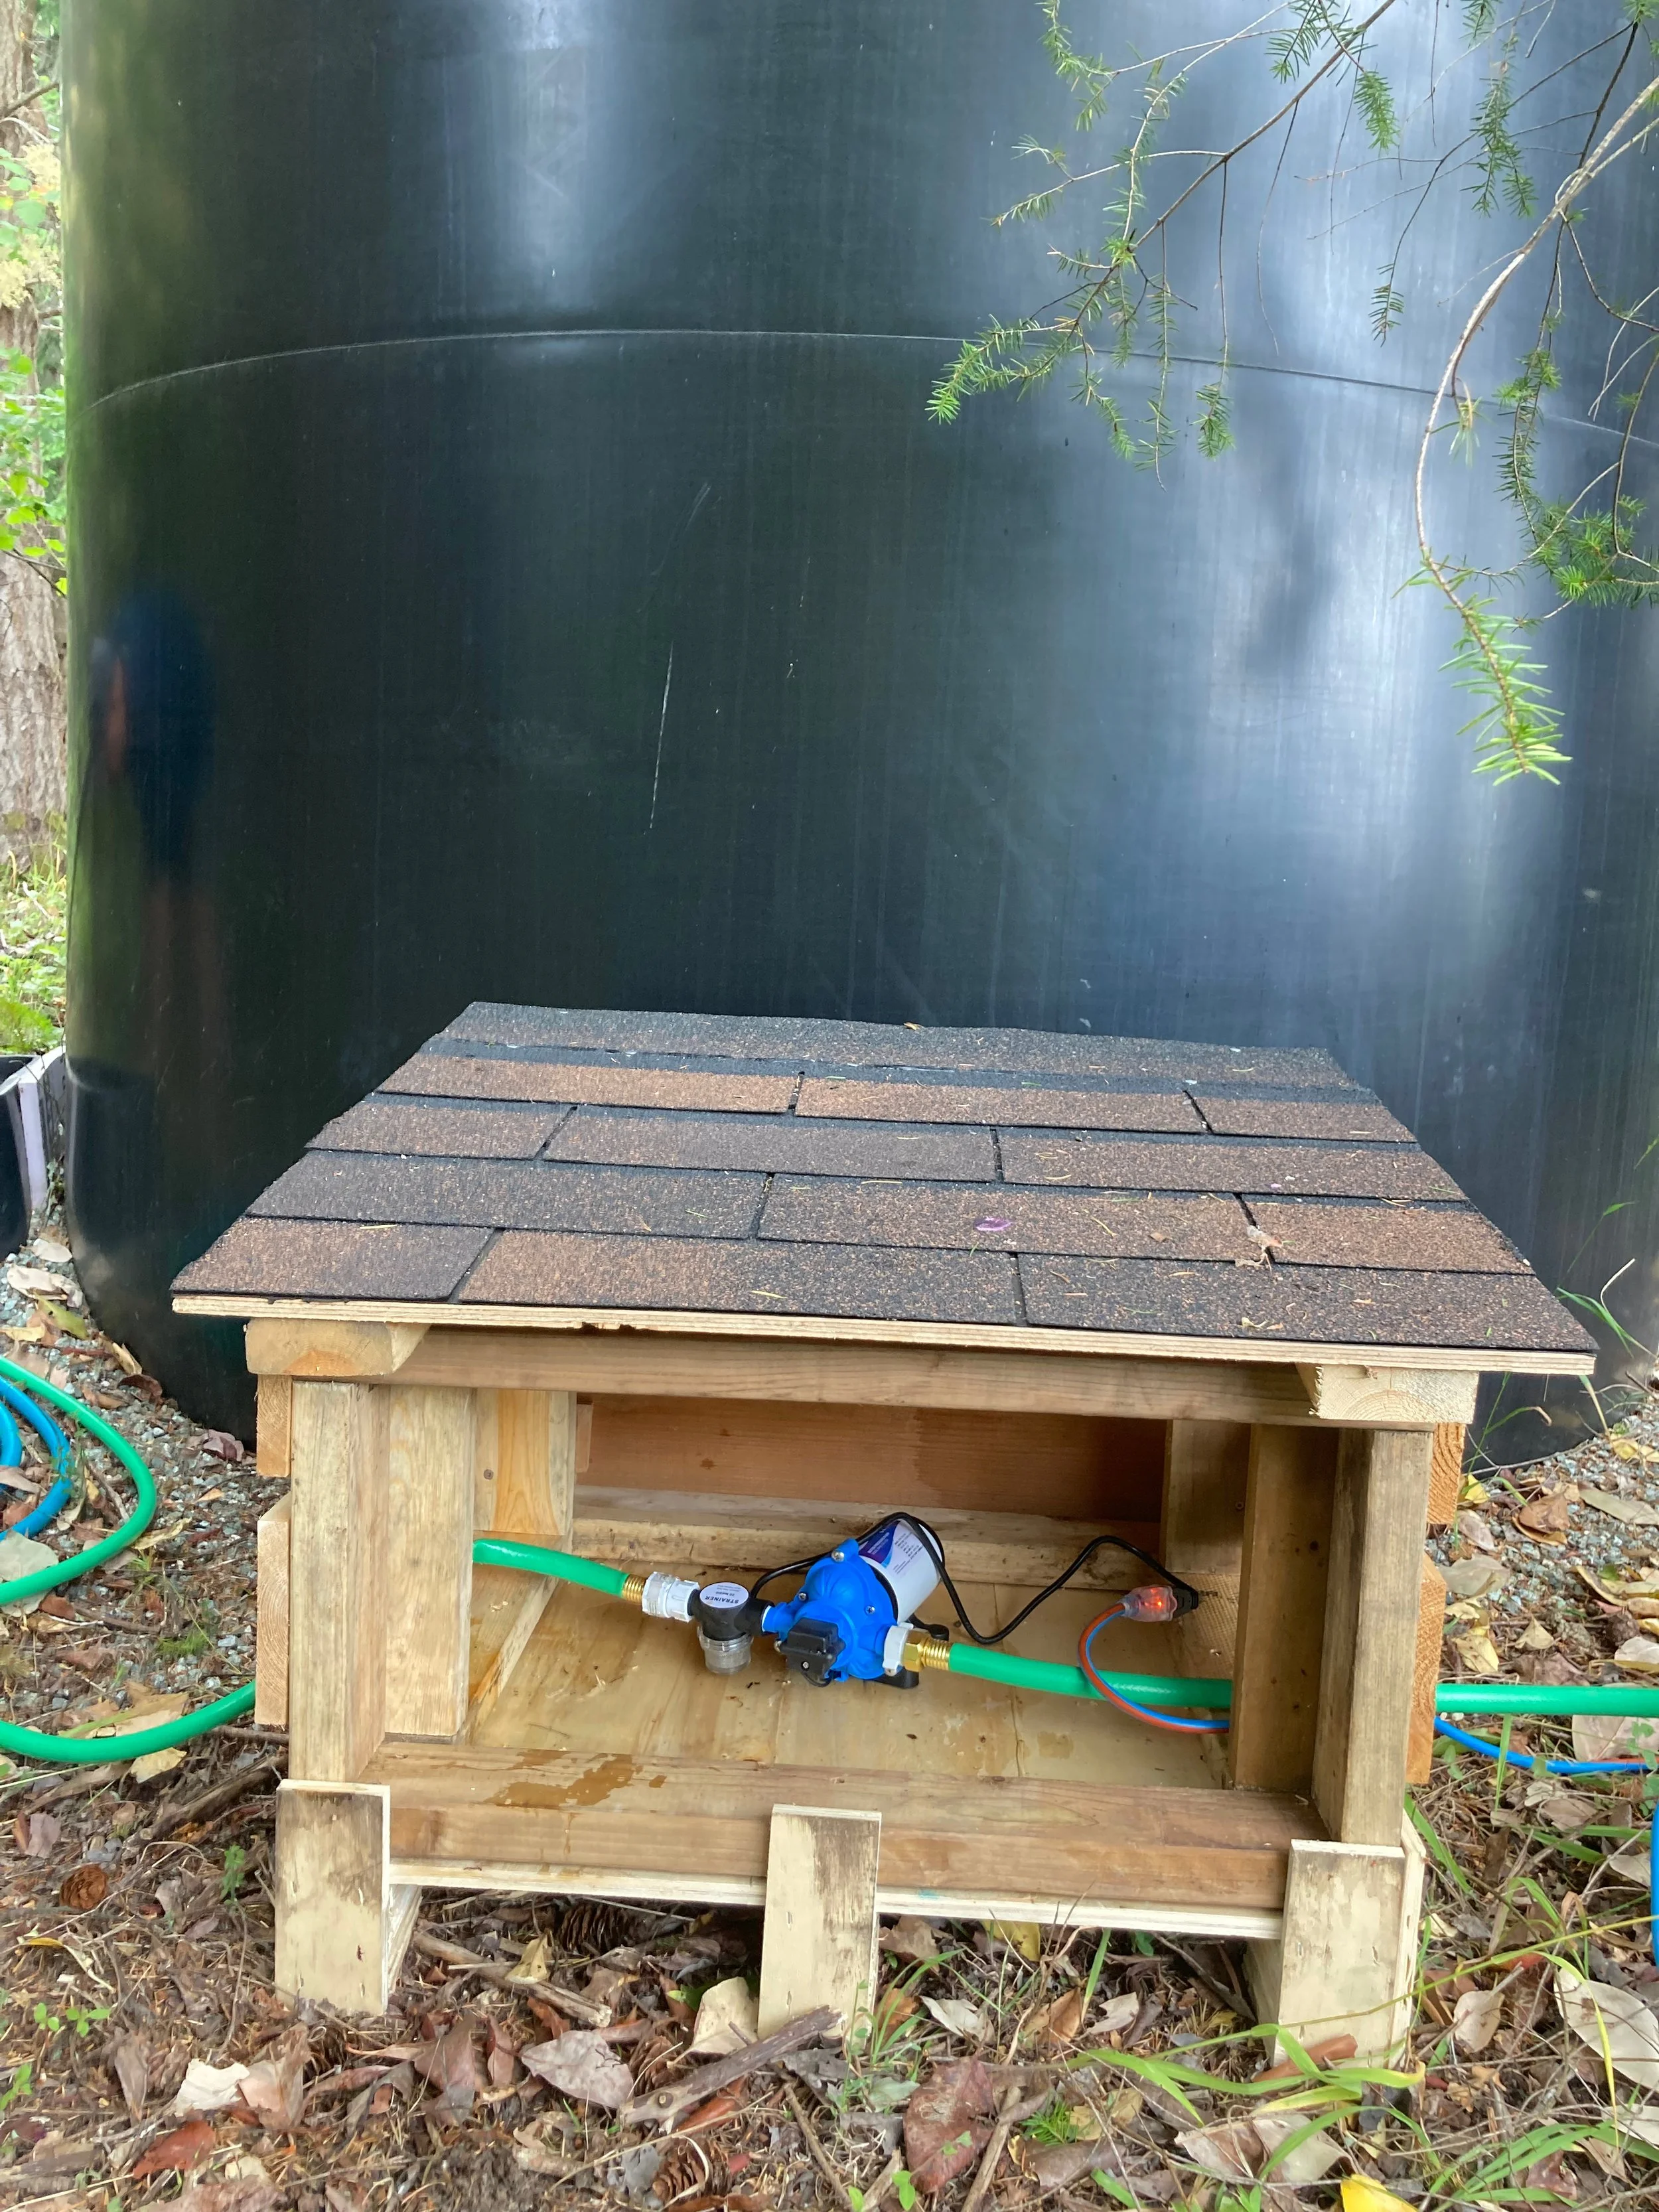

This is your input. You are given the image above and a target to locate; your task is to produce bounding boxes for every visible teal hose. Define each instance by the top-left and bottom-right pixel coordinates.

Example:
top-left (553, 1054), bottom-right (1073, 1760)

top-left (0, 1351), bottom-right (256, 1764)
top-left (472, 1536), bottom-right (632, 1597)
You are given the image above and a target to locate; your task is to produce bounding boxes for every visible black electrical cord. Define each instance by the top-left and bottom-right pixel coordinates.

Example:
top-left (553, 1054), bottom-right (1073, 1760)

top-left (863, 1510), bottom-right (1202, 1647)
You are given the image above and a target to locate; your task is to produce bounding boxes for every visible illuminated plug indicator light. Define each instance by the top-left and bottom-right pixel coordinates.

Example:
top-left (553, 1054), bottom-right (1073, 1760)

top-left (1120, 1584), bottom-right (1181, 1621)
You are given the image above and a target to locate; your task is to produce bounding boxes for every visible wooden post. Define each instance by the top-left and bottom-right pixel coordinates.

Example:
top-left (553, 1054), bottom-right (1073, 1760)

top-left (254, 1495), bottom-right (291, 1728)
top-left (256, 1374), bottom-right (293, 1479)
top-left (1251, 1829), bottom-right (1425, 2060)
top-left (757, 1805), bottom-right (882, 2037)
top-left (287, 1381), bottom-right (390, 1782)
top-left (384, 1386), bottom-right (476, 1740)
top-left (1313, 1428), bottom-right (1433, 1844)
top-left (1407, 1554), bottom-right (1447, 1786)
top-left (1160, 1419), bottom-right (1250, 1575)
top-left (472, 1388), bottom-right (578, 1538)
top-left (1427, 1422), bottom-right (1464, 1529)
top-left (1227, 1426), bottom-right (1337, 1793)
top-left (274, 1780), bottom-right (419, 2014)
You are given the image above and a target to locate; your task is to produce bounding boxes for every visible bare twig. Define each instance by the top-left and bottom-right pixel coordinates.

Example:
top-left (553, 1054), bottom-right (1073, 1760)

top-left (408, 1929), bottom-right (610, 2027)
top-left (147, 1759), bottom-right (279, 1843)
top-left (962, 2083), bottom-right (1054, 2212)
top-left (783, 2080), bottom-right (856, 2212)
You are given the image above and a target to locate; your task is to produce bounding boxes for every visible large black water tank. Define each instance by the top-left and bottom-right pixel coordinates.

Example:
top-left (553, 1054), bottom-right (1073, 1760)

top-left (64, 2), bottom-right (1659, 1436)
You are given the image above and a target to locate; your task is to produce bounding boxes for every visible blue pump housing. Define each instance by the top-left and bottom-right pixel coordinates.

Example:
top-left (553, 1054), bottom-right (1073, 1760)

top-left (761, 1541), bottom-right (899, 1685)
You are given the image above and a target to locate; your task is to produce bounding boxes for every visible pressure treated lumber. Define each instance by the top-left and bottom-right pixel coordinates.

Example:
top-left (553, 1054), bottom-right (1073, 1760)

top-left (1161, 1420), bottom-right (1250, 1575)
top-left (246, 1317), bottom-right (428, 1378)
top-left (1296, 1364), bottom-right (1478, 1426)
top-left (384, 1386), bottom-right (475, 1739)
top-left (254, 1494), bottom-right (291, 1729)
top-left (1408, 1555), bottom-right (1448, 1786)
top-left (256, 1374), bottom-right (293, 1479)
top-left (396, 1326), bottom-right (1333, 1423)
top-left (274, 1780), bottom-right (417, 2013)
top-left (367, 1739), bottom-right (1319, 1912)
top-left (757, 1806), bottom-right (882, 2036)
top-left (1254, 1830), bottom-right (1425, 2059)
top-left (472, 1388), bottom-right (577, 1538)
top-left (1227, 1426), bottom-right (1338, 1793)
top-left (1427, 1422), bottom-right (1465, 1528)
top-left (1312, 1429), bottom-right (1434, 1844)
top-left (287, 1382), bottom-right (390, 1781)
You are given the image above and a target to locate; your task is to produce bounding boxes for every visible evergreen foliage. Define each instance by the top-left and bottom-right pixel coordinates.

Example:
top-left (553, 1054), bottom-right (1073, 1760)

top-left (934, 2), bottom-right (1659, 785)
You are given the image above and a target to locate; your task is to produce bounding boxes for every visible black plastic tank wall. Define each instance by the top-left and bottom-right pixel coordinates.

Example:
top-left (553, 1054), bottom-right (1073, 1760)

top-left (64, 1), bottom-right (1659, 1438)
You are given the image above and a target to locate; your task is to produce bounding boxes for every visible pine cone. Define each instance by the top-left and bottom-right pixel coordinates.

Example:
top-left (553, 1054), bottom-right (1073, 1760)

top-left (654, 2135), bottom-right (726, 2203)
top-left (557, 1900), bottom-right (643, 1957)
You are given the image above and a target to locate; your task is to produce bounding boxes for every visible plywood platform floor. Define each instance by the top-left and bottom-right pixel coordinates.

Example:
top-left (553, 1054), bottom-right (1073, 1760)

top-left (466, 1572), bottom-right (1220, 1793)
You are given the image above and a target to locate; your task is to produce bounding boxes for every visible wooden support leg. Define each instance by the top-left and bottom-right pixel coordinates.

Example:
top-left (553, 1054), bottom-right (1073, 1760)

top-left (1313, 1428), bottom-right (1433, 1844)
top-left (757, 1805), bottom-right (881, 2037)
top-left (256, 1374), bottom-right (293, 1479)
top-left (1249, 1828), bottom-right (1425, 2059)
top-left (1407, 1554), bottom-right (1447, 1786)
top-left (288, 1382), bottom-right (390, 1781)
top-left (274, 1780), bottom-right (419, 2014)
top-left (384, 1386), bottom-right (475, 1739)
top-left (254, 1495), bottom-right (291, 1728)
top-left (1228, 1426), bottom-right (1337, 1793)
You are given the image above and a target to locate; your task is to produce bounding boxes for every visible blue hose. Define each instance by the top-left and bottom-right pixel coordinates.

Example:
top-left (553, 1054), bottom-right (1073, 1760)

top-left (11, 1473), bottom-right (71, 1539)
top-left (0, 1396), bottom-right (21, 1466)
top-left (1435, 1717), bottom-right (1658, 1965)
top-left (0, 1376), bottom-right (71, 1538)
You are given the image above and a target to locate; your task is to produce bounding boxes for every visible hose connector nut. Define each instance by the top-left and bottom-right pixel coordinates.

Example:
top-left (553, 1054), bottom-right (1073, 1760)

top-left (640, 1572), bottom-right (699, 1622)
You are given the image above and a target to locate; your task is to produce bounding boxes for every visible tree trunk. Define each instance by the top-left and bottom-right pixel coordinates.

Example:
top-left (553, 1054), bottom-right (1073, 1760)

top-left (0, 0), bottom-right (62, 863)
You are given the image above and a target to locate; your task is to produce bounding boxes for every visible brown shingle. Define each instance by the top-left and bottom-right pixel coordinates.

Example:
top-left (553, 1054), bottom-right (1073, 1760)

top-left (175, 1218), bottom-right (489, 1301)
top-left (312, 1100), bottom-right (570, 1159)
top-left (1019, 1255), bottom-right (1592, 1353)
top-left (459, 1232), bottom-right (1023, 1325)
top-left (760, 1180), bottom-right (1254, 1261)
top-left (547, 1106), bottom-right (995, 1181)
top-left (1192, 1094), bottom-right (1412, 1142)
top-left (250, 1153), bottom-right (762, 1238)
top-left (999, 1132), bottom-right (1465, 1201)
top-left (796, 1077), bottom-right (1204, 1132)
top-left (443, 1002), bottom-right (1348, 1086)
top-left (384, 1053), bottom-right (795, 1114)
top-left (1247, 1201), bottom-right (1526, 1274)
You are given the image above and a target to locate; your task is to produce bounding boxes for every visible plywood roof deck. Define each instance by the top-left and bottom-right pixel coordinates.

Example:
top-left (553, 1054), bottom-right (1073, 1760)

top-left (173, 1004), bottom-right (1595, 1373)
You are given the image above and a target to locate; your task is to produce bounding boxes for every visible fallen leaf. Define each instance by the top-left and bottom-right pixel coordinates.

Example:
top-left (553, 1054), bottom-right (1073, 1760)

top-left (202, 1430), bottom-right (246, 1463)
top-left (1532, 1793), bottom-right (1597, 1833)
top-left (1452, 1986), bottom-right (1504, 2052)
top-left (1340, 2181), bottom-right (1419, 2212)
top-left (904, 2057), bottom-right (999, 2192)
top-left (1455, 1509), bottom-right (1498, 1552)
top-left (33, 1237), bottom-right (70, 1263)
top-left (178, 2183), bottom-right (279, 2212)
top-left (983, 1918), bottom-right (1041, 1962)
top-left (1174, 2119), bottom-right (1258, 2184)
top-left (1614, 1635), bottom-right (1659, 1672)
top-left (1522, 2150), bottom-right (1579, 2200)
top-left (1518, 1618), bottom-right (1556, 1651)
top-left (688, 1975), bottom-right (757, 2057)
top-left (1574, 1710), bottom-right (1659, 1762)
top-left (513, 2120), bottom-right (570, 2177)
top-left (58, 1862), bottom-right (108, 1909)
top-left (132, 2117), bottom-right (216, 2177)
top-left (519, 2029), bottom-right (634, 2109)
top-left (106, 2029), bottom-right (151, 2120)
top-left (1515, 1491), bottom-right (1573, 1542)
top-left (1555, 1964), bottom-right (1659, 2089)
top-left (506, 1934), bottom-right (551, 1985)
top-left (412, 2018), bottom-right (482, 2114)
top-left (238, 2024), bottom-right (309, 2131)
top-left (323, 2185), bottom-right (366, 2212)
top-left (1583, 2132), bottom-right (1626, 2180)
top-left (1024, 2138), bottom-right (1105, 2191)
top-left (1252, 2112), bottom-right (1344, 2184)
top-left (40, 1300), bottom-right (88, 1339)
top-left (1611, 1436), bottom-right (1659, 1463)
top-left (486, 2018), bottom-right (520, 2091)
top-left (1442, 1557), bottom-right (1510, 1600)
top-left (922, 1996), bottom-right (986, 2040)
top-left (1452, 1625), bottom-right (1503, 1676)
top-left (15, 1808), bottom-right (60, 1856)
top-left (1030, 1986), bottom-right (1085, 2045)
top-left (109, 1340), bottom-right (143, 1376)
top-left (131, 1743), bottom-right (188, 1785)
top-left (8, 1263), bottom-right (73, 1299)
top-left (882, 1916), bottom-right (940, 1963)
top-left (1579, 1487), bottom-right (1659, 1527)
top-left (1090, 1990), bottom-right (1141, 2039)
top-left (1607, 1836), bottom-right (1652, 1886)
top-left (171, 2059), bottom-right (251, 2116)
top-left (873, 1985), bottom-right (919, 2035)
top-left (0, 1530), bottom-right (56, 1613)
top-left (1620, 2106), bottom-right (1659, 2148)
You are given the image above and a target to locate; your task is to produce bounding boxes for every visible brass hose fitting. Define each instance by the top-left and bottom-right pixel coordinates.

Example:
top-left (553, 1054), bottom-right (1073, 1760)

top-left (621, 1572), bottom-right (649, 1605)
top-left (903, 1631), bottom-right (952, 1673)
